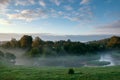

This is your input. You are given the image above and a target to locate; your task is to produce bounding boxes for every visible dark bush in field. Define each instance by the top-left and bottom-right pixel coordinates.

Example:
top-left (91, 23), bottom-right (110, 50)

top-left (68, 68), bottom-right (74, 74)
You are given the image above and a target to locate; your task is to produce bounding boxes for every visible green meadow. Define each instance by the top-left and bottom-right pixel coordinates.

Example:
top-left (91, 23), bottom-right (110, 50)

top-left (0, 64), bottom-right (120, 80)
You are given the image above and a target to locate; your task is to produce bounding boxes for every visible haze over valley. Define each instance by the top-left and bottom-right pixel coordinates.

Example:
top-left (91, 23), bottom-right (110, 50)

top-left (0, 0), bottom-right (120, 80)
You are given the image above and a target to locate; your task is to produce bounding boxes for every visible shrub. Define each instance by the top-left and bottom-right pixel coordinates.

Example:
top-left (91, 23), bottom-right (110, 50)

top-left (68, 68), bottom-right (74, 74)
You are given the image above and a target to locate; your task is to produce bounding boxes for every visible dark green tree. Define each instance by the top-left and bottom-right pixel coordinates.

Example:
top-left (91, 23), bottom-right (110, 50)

top-left (27, 47), bottom-right (40, 57)
top-left (32, 37), bottom-right (43, 48)
top-left (20, 35), bottom-right (33, 48)
top-left (10, 38), bottom-right (18, 48)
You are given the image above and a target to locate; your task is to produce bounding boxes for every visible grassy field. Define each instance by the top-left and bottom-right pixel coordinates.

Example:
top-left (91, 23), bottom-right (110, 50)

top-left (0, 64), bottom-right (120, 80)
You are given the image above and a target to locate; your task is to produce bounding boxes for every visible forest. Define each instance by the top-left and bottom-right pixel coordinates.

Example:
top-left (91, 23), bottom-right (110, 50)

top-left (1, 35), bottom-right (120, 57)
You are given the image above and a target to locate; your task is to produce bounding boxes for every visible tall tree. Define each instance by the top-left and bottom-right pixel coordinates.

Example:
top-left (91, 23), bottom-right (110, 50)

top-left (107, 36), bottom-right (120, 48)
top-left (10, 38), bottom-right (18, 48)
top-left (32, 37), bottom-right (42, 48)
top-left (20, 35), bottom-right (33, 48)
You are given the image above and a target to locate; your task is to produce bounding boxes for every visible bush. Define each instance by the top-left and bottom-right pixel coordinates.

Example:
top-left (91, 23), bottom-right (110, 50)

top-left (68, 68), bottom-right (74, 74)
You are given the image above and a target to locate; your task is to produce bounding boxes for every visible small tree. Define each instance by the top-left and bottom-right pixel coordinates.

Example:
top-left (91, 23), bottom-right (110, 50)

top-left (68, 68), bottom-right (74, 74)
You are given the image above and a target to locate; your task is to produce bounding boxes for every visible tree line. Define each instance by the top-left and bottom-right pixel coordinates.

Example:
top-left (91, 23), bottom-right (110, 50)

top-left (1, 35), bottom-right (120, 57)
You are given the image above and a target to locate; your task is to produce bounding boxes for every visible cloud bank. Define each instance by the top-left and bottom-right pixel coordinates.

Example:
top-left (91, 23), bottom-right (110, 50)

top-left (93, 20), bottom-right (120, 34)
top-left (0, 0), bottom-right (93, 23)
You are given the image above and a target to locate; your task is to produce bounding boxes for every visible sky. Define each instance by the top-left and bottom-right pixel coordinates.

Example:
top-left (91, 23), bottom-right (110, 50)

top-left (0, 0), bottom-right (120, 35)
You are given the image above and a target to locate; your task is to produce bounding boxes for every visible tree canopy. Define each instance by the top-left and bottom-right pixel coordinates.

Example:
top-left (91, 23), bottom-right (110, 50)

top-left (1, 35), bottom-right (120, 57)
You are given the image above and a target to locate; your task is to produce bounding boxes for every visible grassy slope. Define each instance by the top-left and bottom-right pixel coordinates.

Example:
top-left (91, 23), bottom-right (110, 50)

top-left (0, 65), bottom-right (120, 80)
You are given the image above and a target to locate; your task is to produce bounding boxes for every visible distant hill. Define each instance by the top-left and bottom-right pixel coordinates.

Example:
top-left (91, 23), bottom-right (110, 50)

top-left (88, 36), bottom-right (120, 48)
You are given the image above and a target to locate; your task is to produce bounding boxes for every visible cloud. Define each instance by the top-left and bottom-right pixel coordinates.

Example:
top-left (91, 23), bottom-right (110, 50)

top-left (15, 0), bottom-right (35, 6)
top-left (0, 0), bottom-right (93, 23)
top-left (47, 4), bottom-right (93, 23)
top-left (64, 6), bottom-right (93, 22)
top-left (0, 0), bottom-right (10, 5)
top-left (64, 5), bottom-right (73, 11)
top-left (50, 0), bottom-right (61, 6)
top-left (0, 18), bottom-right (12, 25)
top-left (7, 9), bottom-right (48, 22)
top-left (93, 20), bottom-right (120, 34)
top-left (105, 11), bottom-right (120, 20)
top-left (28, 0), bottom-right (35, 4)
top-left (39, 0), bottom-right (46, 7)
top-left (0, 0), bottom-right (10, 12)
top-left (80, 0), bottom-right (90, 5)
top-left (68, 0), bottom-right (75, 3)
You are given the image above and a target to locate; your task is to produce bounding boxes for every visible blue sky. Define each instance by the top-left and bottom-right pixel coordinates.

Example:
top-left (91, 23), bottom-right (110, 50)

top-left (0, 0), bottom-right (120, 35)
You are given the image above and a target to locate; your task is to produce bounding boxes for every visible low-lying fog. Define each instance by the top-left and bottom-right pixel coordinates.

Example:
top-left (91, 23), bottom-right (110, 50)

top-left (0, 48), bottom-right (120, 67)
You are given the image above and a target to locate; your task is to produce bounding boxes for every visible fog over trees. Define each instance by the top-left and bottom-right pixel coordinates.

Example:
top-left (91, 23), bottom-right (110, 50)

top-left (1, 35), bottom-right (120, 57)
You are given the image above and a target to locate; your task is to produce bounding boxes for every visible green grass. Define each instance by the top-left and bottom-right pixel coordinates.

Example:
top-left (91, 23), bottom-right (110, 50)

top-left (0, 65), bottom-right (120, 80)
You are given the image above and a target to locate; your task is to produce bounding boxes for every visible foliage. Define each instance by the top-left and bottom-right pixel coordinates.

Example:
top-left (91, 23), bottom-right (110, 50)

top-left (1, 35), bottom-right (120, 57)
top-left (10, 38), bottom-right (18, 48)
top-left (27, 47), bottom-right (40, 57)
top-left (32, 37), bottom-right (43, 47)
top-left (68, 68), bottom-right (75, 74)
top-left (20, 35), bottom-right (33, 48)
top-left (107, 36), bottom-right (120, 48)
top-left (2, 42), bottom-right (11, 48)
